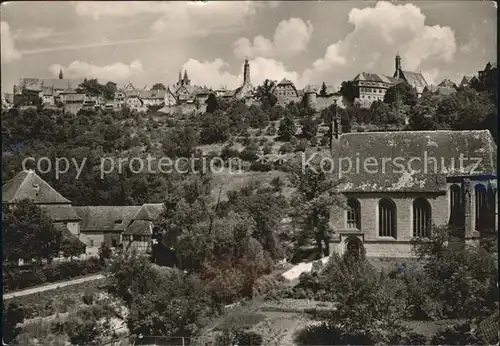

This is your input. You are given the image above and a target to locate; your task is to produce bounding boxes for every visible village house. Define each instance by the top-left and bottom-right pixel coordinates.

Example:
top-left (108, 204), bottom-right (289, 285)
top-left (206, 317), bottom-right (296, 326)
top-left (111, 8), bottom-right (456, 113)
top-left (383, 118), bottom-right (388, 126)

top-left (352, 54), bottom-right (429, 108)
top-left (2, 170), bottom-right (164, 255)
top-left (272, 78), bottom-right (301, 107)
top-left (327, 113), bottom-right (497, 258)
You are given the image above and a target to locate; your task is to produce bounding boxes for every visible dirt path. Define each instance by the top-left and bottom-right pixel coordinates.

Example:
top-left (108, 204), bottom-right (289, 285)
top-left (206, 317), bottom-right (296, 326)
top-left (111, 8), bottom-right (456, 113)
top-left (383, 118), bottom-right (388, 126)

top-left (3, 274), bottom-right (105, 300)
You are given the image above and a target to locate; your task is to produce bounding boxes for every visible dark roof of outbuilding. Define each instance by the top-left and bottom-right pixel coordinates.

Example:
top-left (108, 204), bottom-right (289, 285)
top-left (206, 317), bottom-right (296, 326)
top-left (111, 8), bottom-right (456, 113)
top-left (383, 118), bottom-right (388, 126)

top-left (333, 130), bottom-right (496, 192)
top-left (2, 170), bottom-right (71, 204)
top-left (74, 206), bottom-right (141, 232)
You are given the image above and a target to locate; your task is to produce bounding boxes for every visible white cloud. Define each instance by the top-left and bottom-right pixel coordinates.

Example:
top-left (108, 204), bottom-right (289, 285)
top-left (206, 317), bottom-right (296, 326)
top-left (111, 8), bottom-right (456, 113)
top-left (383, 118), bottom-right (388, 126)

top-left (182, 57), bottom-right (300, 89)
top-left (422, 69), bottom-right (439, 85)
top-left (233, 17), bottom-right (314, 59)
top-left (49, 60), bottom-right (144, 82)
top-left (73, 1), bottom-right (271, 37)
top-left (302, 1), bottom-right (457, 85)
top-left (1, 21), bottom-right (22, 63)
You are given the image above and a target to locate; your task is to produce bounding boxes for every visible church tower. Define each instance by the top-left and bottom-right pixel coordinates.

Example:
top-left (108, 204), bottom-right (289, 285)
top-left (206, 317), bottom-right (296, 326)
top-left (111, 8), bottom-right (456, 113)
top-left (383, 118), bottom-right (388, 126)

top-left (394, 53), bottom-right (402, 79)
top-left (243, 58), bottom-right (250, 85)
top-left (183, 70), bottom-right (190, 86)
top-left (59, 69), bottom-right (63, 79)
top-left (178, 71), bottom-right (182, 86)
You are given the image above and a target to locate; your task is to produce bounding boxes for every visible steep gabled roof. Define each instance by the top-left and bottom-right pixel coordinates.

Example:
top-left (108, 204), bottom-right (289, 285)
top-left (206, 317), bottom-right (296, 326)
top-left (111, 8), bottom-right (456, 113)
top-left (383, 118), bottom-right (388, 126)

top-left (437, 79), bottom-right (457, 88)
top-left (123, 220), bottom-right (153, 235)
top-left (74, 206), bottom-right (141, 232)
top-left (2, 170), bottom-right (71, 204)
top-left (334, 130), bottom-right (496, 193)
top-left (133, 203), bottom-right (164, 221)
top-left (353, 72), bottom-right (398, 84)
top-left (39, 205), bottom-right (81, 221)
top-left (399, 70), bottom-right (428, 91)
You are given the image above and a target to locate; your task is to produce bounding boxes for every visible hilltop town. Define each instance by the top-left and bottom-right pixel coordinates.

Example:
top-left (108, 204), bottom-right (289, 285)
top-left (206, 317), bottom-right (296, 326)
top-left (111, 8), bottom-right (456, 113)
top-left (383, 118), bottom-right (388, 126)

top-left (2, 1), bottom-right (499, 345)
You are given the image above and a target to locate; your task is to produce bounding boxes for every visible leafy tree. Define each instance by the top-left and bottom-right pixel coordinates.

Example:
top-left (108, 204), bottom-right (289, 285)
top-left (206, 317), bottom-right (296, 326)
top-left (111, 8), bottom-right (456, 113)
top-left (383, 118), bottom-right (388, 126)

top-left (384, 82), bottom-right (418, 107)
top-left (161, 125), bottom-right (198, 158)
top-left (151, 83), bottom-right (166, 91)
top-left (103, 81), bottom-right (117, 100)
top-left (3, 200), bottom-right (61, 263)
top-left (248, 105), bottom-right (269, 129)
top-left (300, 115), bottom-right (318, 139)
top-left (205, 93), bottom-right (219, 114)
top-left (278, 115), bottom-right (296, 141)
top-left (3, 302), bottom-right (25, 343)
top-left (339, 80), bottom-right (358, 104)
top-left (288, 156), bottom-right (345, 257)
top-left (255, 79), bottom-right (278, 108)
top-left (199, 111), bottom-right (231, 144)
top-left (98, 242), bottom-right (112, 264)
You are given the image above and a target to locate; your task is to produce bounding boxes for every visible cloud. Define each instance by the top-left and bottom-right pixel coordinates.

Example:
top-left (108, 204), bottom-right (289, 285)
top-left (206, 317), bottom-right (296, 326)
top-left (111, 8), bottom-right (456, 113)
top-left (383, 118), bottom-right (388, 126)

top-left (182, 57), bottom-right (300, 89)
top-left (49, 60), bottom-right (144, 82)
top-left (422, 69), bottom-right (439, 85)
top-left (14, 27), bottom-right (55, 40)
top-left (73, 1), bottom-right (271, 37)
top-left (233, 17), bottom-right (314, 59)
top-left (1, 21), bottom-right (22, 63)
top-left (302, 1), bottom-right (457, 85)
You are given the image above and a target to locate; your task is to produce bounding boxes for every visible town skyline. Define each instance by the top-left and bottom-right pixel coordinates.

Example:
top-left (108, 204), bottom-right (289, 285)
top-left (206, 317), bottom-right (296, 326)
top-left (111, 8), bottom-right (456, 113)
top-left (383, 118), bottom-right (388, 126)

top-left (1, 1), bottom-right (497, 91)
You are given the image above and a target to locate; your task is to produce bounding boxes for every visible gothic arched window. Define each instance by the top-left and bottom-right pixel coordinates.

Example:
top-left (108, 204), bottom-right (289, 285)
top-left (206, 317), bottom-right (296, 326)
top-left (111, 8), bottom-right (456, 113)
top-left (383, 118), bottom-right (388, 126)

top-left (379, 198), bottom-right (397, 238)
top-left (413, 198), bottom-right (431, 238)
top-left (450, 184), bottom-right (463, 227)
top-left (475, 184), bottom-right (488, 232)
top-left (347, 198), bottom-right (361, 229)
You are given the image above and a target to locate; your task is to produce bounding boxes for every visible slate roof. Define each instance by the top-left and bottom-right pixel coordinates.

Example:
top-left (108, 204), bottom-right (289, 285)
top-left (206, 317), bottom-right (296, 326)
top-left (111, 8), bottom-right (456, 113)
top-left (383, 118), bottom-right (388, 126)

top-left (399, 70), bottom-right (428, 92)
top-left (61, 86), bottom-right (76, 94)
top-left (4, 93), bottom-right (13, 103)
top-left (74, 206), bottom-right (141, 232)
top-left (40, 205), bottom-right (81, 222)
top-left (276, 78), bottom-right (294, 86)
top-left (123, 220), bottom-right (153, 236)
top-left (2, 170), bottom-right (71, 204)
top-left (65, 94), bottom-right (85, 102)
top-left (139, 89), bottom-right (166, 100)
top-left (19, 78), bottom-right (83, 91)
top-left (334, 130), bottom-right (497, 193)
top-left (423, 85), bottom-right (456, 96)
top-left (42, 86), bottom-right (54, 96)
top-left (437, 79), bottom-right (457, 88)
top-left (353, 72), bottom-right (399, 84)
top-left (132, 203), bottom-right (164, 221)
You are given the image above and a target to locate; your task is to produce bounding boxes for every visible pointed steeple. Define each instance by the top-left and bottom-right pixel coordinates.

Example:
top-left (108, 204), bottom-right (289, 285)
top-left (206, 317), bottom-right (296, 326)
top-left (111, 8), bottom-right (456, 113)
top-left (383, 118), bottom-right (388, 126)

top-left (183, 70), bottom-right (190, 86)
top-left (178, 71), bottom-right (182, 85)
top-left (59, 69), bottom-right (63, 79)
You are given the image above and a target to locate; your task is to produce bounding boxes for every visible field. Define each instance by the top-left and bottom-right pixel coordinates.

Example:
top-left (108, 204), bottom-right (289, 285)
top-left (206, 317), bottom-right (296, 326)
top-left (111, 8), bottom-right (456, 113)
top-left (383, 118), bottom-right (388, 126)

top-left (5, 278), bottom-right (107, 319)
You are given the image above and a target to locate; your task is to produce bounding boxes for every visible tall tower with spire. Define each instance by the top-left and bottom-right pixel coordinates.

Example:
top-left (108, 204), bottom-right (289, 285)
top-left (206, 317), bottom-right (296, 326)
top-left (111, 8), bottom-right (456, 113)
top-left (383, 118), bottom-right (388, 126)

top-left (394, 53), bottom-right (402, 79)
top-left (243, 58), bottom-right (250, 85)
top-left (59, 69), bottom-right (63, 79)
top-left (178, 71), bottom-right (183, 85)
top-left (183, 70), bottom-right (190, 86)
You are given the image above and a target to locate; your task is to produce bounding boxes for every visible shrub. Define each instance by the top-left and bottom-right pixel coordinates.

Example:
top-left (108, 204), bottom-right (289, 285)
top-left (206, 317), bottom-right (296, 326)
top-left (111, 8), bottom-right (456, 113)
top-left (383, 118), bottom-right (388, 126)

top-left (82, 287), bottom-right (96, 305)
top-left (263, 143), bottom-right (273, 155)
top-left (239, 144), bottom-right (260, 162)
top-left (279, 142), bottom-right (294, 154)
top-left (249, 161), bottom-right (272, 172)
top-left (266, 124), bottom-right (277, 136)
top-left (430, 323), bottom-right (484, 345)
top-left (294, 139), bottom-right (308, 152)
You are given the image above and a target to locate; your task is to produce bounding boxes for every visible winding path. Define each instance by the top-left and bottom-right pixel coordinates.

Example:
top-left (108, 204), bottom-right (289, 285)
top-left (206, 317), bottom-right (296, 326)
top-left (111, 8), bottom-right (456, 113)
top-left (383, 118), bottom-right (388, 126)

top-left (3, 274), bottom-right (105, 300)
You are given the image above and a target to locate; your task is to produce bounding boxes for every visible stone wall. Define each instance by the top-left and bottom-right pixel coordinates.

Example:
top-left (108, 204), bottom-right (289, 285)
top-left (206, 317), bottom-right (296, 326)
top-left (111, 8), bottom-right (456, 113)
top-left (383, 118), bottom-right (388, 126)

top-left (329, 192), bottom-right (449, 257)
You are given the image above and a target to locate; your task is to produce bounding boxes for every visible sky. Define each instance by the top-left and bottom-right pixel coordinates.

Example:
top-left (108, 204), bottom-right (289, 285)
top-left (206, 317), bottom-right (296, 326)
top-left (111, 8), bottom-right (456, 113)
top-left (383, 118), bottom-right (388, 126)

top-left (1, 1), bottom-right (497, 92)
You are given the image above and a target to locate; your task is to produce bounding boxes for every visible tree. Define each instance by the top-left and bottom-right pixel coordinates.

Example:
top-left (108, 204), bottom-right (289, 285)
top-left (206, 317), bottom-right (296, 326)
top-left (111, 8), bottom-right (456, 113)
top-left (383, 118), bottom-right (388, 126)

top-left (199, 111), bottom-right (231, 144)
top-left (384, 82), bottom-right (418, 107)
top-left (288, 156), bottom-right (345, 257)
top-left (103, 81), bottom-right (117, 100)
top-left (278, 114), bottom-right (296, 141)
top-left (205, 93), bottom-right (219, 113)
top-left (320, 82), bottom-right (328, 96)
top-left (3, 302), bottom-right (25, 343)
top-left (99, 242), bottom-right (112, 264)
top-left (3, 200), bottom-right (61, 263)
top-left (161, 125), bottom-right (199, 158)
top-left (255, 79), bottom-right (278, 108)
top-left (300, 115), bottom-right (318, 139)
top-left (339, 81), bottom-right (358, 104)
top-left (151, 83), bottom-right (166, 91)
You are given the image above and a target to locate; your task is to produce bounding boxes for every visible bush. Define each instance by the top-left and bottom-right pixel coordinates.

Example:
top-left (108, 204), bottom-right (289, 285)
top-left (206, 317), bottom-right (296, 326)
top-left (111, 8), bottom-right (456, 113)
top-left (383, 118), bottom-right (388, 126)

top-left (263, 143), bottom-right (273, 155)
top-left (266, 124), bottom-right (277, 136)
top-left (239, 144), bottom-right (260, 162)
top-left (430, 323), bottom-right (484, 345)
top-left (294, 139), bottom-right (308, 152)
top-left (279, 142), bottom-right (294, 154)
top-left (249, 161), bottom-right (272, 172)
top-left (82, 287), bottom-right (96, 305)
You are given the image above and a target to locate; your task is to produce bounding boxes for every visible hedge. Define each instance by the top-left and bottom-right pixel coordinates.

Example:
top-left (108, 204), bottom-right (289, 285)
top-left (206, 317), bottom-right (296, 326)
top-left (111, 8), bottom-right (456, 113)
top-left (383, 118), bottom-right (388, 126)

top-left (3, 258), bottom-right (103, 292)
